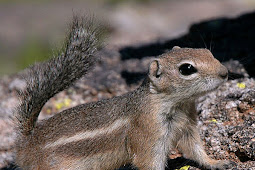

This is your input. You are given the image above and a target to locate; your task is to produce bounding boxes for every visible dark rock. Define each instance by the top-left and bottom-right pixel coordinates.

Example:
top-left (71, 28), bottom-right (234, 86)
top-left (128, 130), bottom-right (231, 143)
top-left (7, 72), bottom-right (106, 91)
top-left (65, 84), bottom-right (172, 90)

top-left (119, 12), bottom-right (255, 78)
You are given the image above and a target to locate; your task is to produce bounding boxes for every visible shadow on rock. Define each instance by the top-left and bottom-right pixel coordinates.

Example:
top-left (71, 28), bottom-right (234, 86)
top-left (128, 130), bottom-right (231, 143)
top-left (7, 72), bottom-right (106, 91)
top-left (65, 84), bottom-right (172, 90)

top-left (120, 12), bottom-right (255, 78)
top-left (116, 157), bottom-right (200, 170)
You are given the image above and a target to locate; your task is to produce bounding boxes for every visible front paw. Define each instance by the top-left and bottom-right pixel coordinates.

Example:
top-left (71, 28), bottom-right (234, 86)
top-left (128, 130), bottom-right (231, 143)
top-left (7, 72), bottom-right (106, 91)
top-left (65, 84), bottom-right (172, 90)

top-left (204, 160), bottom-right (236, 170)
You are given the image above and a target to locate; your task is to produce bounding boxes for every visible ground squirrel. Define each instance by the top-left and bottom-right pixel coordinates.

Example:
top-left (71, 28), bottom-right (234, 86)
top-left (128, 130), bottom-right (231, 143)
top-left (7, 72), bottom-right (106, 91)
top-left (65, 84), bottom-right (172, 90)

top-left (15, 15), bottom-right (231, 170)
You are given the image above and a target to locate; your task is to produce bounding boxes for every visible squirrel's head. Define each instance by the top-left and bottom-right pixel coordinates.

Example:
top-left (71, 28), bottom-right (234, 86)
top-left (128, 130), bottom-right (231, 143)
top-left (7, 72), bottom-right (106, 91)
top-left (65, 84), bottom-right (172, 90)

top-left (148, 46), bottom-right (228, 100)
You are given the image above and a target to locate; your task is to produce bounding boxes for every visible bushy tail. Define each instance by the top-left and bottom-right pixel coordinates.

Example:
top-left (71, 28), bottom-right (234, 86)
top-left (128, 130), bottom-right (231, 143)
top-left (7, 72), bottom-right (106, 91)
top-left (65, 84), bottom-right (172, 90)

top-left (16, 15), bottom-right (104, 136)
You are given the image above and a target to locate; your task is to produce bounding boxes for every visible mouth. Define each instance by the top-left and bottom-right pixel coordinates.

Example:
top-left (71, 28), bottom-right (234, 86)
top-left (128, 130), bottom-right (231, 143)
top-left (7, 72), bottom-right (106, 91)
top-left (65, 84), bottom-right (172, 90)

top-left (199, 78), bottom-right (225, 94)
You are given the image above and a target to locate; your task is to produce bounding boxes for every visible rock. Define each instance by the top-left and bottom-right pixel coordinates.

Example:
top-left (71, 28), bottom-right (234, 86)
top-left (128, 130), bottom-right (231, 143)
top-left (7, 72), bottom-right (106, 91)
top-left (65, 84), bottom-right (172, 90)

top-left (197, 78), bottom-right (255, 169)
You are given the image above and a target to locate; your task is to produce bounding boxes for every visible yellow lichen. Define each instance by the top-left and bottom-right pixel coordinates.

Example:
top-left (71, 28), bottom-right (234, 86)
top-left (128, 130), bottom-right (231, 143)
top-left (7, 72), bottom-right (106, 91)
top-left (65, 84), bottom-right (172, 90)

top-left (54, 98), bottom-right (72, 110)
top-left (176, 165), bottom-right (190, 170)
top-left (237, 82), bottom-right (246, 89)
top-left (210, 118), bottom-right (218, 123)
top-left (64, 98), bottom-right (72, 107)
top-left (46, 109), bottom-right (51, 114)
top-left (55, 102), bottom-right (64, 110)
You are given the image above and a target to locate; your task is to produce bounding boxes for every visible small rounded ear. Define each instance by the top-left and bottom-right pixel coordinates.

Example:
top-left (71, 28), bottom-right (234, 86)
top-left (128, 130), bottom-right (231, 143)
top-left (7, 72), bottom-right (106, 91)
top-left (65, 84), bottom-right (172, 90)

top-left (172, 46), bottom-right (181, 50)
top-left (149, 60), bottom-right (162, 80)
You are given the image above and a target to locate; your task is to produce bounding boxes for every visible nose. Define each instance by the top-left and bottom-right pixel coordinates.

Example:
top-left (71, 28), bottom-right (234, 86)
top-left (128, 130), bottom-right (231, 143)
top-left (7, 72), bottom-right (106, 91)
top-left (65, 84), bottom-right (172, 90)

top-left (219, 66), bottom-right (228, 80)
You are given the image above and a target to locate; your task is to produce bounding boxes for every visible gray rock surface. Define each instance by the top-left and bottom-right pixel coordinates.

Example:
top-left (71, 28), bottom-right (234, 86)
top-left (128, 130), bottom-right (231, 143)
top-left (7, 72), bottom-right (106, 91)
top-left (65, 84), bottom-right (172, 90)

top-left (197, 78), bottom-right (255, 169)
top-left (0, 51), bottom-right (254, 170)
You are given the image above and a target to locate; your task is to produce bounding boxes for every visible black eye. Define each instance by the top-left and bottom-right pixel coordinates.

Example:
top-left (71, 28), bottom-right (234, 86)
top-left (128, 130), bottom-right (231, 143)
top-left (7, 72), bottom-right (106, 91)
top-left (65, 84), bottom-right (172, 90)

top-left (179, 64), bottom-right (197, 76)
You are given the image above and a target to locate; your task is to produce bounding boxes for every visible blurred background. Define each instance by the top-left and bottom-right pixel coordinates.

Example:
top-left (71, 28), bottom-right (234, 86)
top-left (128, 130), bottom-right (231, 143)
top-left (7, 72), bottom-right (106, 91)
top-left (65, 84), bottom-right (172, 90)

top-left (0, 0), bottom-right (255, 75)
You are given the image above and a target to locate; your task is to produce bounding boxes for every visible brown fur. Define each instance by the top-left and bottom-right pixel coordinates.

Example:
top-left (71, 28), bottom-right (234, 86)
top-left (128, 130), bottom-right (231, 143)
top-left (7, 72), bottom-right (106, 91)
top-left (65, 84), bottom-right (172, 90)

top-left (15, 16), bottom-right (231, 170)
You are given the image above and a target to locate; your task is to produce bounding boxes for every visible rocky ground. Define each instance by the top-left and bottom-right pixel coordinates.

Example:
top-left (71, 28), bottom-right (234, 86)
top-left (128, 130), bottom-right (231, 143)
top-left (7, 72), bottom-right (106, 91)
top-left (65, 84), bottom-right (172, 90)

top-left (1, 50), bottom-right (255, 170)
top-left (1, 1), bottom-right (255, 170)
